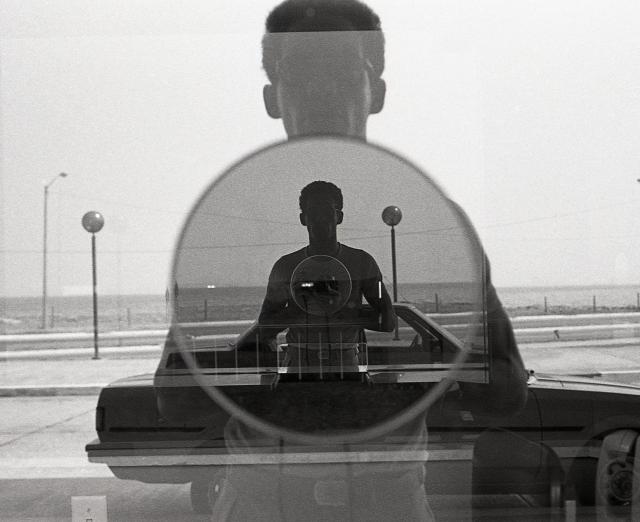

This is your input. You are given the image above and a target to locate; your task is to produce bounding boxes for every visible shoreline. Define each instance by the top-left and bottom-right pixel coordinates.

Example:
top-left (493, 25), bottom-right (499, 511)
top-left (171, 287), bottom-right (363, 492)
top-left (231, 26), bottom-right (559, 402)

top-left (2, 304), bottom-right (640, 336)
top-left (3, 285), bottom-right (639, 335)
top-left (507, 304), bottom-right (640, 317)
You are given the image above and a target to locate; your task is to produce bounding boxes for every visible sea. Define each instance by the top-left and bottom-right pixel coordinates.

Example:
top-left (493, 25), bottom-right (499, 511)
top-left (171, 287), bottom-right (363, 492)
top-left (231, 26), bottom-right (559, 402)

top-left (1, 284), bottom-right (639, 335)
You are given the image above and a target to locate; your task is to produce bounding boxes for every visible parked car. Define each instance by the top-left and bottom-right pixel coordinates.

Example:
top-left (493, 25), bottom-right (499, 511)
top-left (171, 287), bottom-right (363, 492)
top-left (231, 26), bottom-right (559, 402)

top-left (86, 302), bottom-right (640, 519)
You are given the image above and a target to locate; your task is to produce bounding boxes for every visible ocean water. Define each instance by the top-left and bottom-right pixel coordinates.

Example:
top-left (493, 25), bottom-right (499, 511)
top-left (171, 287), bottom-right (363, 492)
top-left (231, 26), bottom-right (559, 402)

top-left (498, 285), bottom-right (640, 311)
top-left (0, 294), bottom-right (170, 334)
top-left (1, 284), bottom-right (639, 334)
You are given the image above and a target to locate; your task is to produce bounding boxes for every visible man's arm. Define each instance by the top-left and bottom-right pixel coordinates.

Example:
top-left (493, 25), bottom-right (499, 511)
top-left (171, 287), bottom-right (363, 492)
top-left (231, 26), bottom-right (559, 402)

top-left (361, 254), bottom-right (395, 332)
top-left (438, 201), bottom-right (528, 417)
top-left (255, 260), bottom-right (291, 343)
top-left (458, 259), bottom-right (528, 417)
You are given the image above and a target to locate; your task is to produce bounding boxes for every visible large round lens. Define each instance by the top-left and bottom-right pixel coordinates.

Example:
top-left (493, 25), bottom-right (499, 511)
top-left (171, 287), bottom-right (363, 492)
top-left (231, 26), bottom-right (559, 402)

top-left (167, 137), bottom-right (487, 445)
top-left (290, 255), bottom-right (352, 316)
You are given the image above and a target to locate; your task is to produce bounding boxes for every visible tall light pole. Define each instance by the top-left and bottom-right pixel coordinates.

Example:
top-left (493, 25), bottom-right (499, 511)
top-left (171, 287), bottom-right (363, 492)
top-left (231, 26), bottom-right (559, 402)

top-left (82, 211), bottom-right (105, 359)
top-left (382, 205), bottom-right (403, 340)
top-left (41, 172), bottom-right (69, 329)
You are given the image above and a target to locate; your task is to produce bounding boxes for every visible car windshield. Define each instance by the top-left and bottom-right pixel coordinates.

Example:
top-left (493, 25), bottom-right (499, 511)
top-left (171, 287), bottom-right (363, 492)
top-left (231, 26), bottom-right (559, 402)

top-left (1, 1), bottom-right (639, 521)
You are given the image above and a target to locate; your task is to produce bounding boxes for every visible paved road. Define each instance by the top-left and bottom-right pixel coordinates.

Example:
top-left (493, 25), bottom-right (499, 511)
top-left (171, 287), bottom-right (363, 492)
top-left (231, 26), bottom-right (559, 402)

top-left (0, 478), bottom-right (208, 522)
top-left (0, 395), bottom-right (210, 521)
top-left (0, 318), bottom-right (637, 520)
top-left (0, 396), bottom-right (475, 520)
top-left (519, 339), bottom-right (640, 381)
top-left (0, 394), bottom-right (622, 521)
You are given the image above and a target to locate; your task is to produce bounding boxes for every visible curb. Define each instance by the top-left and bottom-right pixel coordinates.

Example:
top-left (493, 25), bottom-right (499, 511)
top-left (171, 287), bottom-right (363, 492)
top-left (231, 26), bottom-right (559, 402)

top-left (0, 385), bottom-right (105, 397)
top-left (0, 345), bottom-right (161, 361)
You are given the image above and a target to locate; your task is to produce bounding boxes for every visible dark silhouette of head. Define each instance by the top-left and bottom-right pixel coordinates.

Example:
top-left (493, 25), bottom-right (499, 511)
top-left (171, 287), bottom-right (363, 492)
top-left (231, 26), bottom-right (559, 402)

top-left (262, 0), bottom-right (386, 139)
top-left (299, 181), bottom-right (344, 249)
top-left (299, 180), bottom-right (343, 211)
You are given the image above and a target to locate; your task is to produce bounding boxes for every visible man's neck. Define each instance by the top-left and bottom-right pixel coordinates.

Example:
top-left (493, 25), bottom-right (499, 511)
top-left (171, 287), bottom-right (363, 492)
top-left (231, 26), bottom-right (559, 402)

top-left (286, 130), bottom-right (367, 141)
top-left (306, 241), bottom-right (340, 257)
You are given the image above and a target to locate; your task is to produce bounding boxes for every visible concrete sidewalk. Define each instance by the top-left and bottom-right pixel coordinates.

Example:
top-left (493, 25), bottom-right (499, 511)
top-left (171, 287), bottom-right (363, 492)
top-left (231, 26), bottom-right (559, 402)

top-left (0, 355), bottom-right (159, 397)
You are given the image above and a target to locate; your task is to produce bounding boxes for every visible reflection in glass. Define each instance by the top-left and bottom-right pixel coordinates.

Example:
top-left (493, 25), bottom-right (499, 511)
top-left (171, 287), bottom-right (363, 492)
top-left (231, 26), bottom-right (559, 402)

top-left (160, 138), bottom-right (492, 518)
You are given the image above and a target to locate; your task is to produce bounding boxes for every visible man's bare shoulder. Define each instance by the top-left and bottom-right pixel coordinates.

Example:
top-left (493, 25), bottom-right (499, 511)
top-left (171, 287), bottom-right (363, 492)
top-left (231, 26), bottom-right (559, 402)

top-left (270, 246), bottom-right (306, 272)
top-left (338, 243), bottom-right (369, 256)
top-left (338, 243), bottom-right (377, 264)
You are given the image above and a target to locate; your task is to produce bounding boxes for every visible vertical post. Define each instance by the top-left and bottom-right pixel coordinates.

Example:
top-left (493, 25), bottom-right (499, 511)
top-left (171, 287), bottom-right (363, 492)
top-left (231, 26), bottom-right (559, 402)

top-left (636, 292), bottom-right (639, 311)
top-left (50, 306), bottom-right (54, 329)
top-left (165, 288), bottom-right (170, 323)
top-left (592, 295), bottom-right (596, 313)
top-left (391, 225), bottom-right (399, 340)
top-left (42, 173), bottom-right (69, 329)
top-left (382, 206), bottom-right (402, 341)
top-left (204, 299), bottom-right (208, 321)
top-left (174, 281), bottom-right (179, 322)
top-left (92, 233), bottom-right (99, 359)
top-left (82, 210), bottom-right (103, 358)
top-left (390, 226), bottom-right (398, 302)
top-left (127, 308), bottom-right (131, 328)
top-left (435, 293), bottom-right (439, 313)
top-left (544, 296), bottom-right (548, 313)
top-left (41, 185), bottom-right (48, 329)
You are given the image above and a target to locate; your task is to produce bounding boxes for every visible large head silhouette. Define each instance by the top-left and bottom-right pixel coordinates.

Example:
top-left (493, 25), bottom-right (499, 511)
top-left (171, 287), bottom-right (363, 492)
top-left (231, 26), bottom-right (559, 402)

top-left (261, 0), bottom-right (386, 139)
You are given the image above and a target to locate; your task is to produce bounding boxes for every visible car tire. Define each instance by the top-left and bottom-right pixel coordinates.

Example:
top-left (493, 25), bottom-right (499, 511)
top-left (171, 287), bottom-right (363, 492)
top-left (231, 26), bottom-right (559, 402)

top-left (595, 430), bottom-right (639, 521)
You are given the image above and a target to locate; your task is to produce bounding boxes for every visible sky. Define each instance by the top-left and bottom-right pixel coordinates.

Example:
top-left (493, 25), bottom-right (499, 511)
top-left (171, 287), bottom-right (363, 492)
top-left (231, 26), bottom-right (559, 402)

top-left (1, 0), bottom-right (639, 297)
top-left (175, 139), bottom-right (485, 290)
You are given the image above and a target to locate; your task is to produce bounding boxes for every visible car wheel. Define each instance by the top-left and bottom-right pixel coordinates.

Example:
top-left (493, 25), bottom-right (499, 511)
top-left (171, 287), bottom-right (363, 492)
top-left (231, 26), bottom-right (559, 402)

top-left (595, 430), bottom-right (640, 521)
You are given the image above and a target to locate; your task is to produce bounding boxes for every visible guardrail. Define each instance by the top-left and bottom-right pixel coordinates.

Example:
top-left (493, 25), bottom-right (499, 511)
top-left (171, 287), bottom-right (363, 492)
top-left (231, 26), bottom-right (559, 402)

top-left (1, 329), bottom-right (169, 345)
top-left (0, 320), bottom-right (254, 350)
top-left (1, 313), bottom-right (639, 351)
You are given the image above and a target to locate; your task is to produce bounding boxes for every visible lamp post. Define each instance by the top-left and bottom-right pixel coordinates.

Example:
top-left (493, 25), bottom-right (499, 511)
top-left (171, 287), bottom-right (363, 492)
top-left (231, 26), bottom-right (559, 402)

top-left (382, 205), bottom-right (402, 340)
top-left (82, 211), bottom-right (105, 359)
top-left (41, 172), bottom-right (69, 329)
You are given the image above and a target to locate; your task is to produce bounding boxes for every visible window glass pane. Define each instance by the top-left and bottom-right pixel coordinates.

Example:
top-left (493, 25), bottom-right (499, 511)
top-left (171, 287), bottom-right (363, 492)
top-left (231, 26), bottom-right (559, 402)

top-left (2, 2), bottom-right (639, 520)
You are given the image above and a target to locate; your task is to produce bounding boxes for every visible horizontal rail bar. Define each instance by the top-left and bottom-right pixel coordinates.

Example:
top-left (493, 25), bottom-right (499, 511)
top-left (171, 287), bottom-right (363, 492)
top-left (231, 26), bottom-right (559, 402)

top-left (2, 315), bottom-right (638, 349)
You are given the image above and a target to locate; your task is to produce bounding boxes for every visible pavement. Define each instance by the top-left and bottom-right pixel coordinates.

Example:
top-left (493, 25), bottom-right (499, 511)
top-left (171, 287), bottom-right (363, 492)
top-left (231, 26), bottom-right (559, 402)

top-left (1, 337), bottom-right (640, 397)
top-left (0, 350), bottom-right (160, 397)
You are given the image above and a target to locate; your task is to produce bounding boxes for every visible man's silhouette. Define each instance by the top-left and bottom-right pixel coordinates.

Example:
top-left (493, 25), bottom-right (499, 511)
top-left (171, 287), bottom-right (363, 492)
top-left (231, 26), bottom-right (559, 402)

top-left (258, 180), bottom-right (394, 373)
top-left (259, 0), bottom-right (527, 414)
top-left (210, 1), bottom-right (528, 519)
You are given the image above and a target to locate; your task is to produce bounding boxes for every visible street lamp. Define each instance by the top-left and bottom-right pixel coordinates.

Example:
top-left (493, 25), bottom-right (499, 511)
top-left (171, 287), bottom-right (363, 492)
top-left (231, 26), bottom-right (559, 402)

top-left (41, 172), bottom-right (69, 329)
top-left (82, 211), bottom-right (105, 359)
top-left (382, 205), bottom-right (402, 340)
top-left (382, 205), bottom-right (403, 301)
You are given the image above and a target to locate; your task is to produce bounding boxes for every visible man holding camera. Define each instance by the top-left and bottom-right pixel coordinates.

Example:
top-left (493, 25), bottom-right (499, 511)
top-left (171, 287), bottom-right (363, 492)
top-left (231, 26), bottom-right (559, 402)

top-left (257, 180), bottom-right (394, 373)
